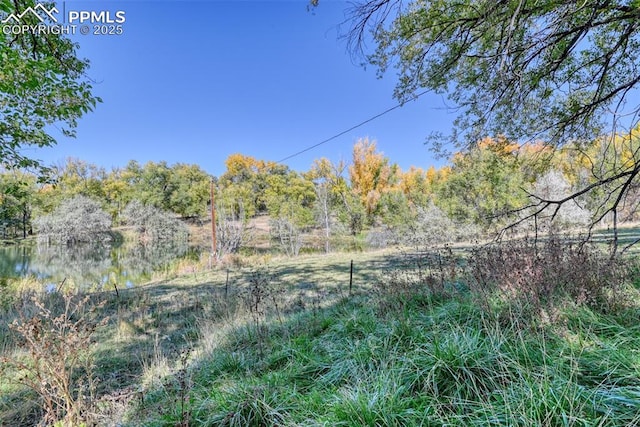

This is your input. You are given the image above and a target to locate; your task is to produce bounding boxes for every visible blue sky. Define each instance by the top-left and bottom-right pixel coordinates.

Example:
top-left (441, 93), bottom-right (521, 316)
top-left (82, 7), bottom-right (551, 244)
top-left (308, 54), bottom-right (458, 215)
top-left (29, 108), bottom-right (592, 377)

top-left (29, 1), bottom-right (455, 176)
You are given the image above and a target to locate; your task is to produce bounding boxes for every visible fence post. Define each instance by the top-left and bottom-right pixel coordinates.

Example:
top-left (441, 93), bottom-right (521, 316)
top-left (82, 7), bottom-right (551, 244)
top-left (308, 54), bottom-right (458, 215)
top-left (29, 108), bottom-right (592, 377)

top-left (225, 269), bottom-right (229, 299)
top-left (349, 260), bottom-right (353, 296)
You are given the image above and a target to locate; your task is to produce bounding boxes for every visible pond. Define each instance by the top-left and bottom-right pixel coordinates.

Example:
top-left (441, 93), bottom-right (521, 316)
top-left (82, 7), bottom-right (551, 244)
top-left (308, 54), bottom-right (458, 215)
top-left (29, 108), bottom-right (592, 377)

top-left (0, 239), bottom-right (199, 291)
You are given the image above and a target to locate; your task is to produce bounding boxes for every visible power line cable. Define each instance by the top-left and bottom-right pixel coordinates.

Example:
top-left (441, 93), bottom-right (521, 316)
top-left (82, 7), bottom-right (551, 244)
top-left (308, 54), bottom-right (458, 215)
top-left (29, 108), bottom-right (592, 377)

top-left (276, 89), bottom-right (431, 163)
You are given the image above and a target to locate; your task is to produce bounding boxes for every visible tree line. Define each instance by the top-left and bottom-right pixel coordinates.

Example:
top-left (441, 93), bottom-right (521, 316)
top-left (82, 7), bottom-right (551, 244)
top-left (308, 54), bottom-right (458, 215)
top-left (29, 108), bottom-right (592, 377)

top-left (2, 128), bottom-right (639, 253)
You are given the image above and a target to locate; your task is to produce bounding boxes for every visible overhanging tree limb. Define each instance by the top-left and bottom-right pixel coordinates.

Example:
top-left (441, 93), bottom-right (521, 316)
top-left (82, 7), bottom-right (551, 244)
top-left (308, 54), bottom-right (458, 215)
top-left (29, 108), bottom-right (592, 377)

top-left (0, 0), bottom-right (100, 172)
top-left (326, 0), bottom-right (640, 250)
top-left (339, 0), bottom-right (640, 147)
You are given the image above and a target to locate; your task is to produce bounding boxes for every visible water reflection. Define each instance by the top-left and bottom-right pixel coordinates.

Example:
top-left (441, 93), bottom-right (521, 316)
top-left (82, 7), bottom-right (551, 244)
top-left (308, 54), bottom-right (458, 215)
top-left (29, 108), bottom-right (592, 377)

top-left (36, 242), bottom-right (112, 288)
top-left (0, 244), bottom-right (32, 277)
top-left (0, 239), bottom-right (192, 290)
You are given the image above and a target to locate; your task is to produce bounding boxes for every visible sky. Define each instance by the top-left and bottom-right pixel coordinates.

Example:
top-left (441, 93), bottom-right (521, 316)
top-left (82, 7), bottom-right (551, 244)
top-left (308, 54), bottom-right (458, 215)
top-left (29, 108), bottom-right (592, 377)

top-left (25, 0), bottom-right (457, 177)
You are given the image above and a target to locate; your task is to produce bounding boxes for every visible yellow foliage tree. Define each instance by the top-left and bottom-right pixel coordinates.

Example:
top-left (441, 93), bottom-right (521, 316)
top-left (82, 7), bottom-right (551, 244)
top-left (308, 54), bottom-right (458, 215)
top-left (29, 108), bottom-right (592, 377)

top-left (399, 166), bottom-right (430, 207)
top-left (223, 153), bottom-right (264, 183)
top-left (348, 138), bottom-right (395, 217)
top-left (476, 135), bottom-right (520, 155)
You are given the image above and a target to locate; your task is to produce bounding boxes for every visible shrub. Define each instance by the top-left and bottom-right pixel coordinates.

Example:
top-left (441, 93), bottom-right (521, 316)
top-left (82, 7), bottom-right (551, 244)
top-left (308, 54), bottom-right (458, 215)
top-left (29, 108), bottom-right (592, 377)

top-left (1, 292), bottom-right (107, 425)
top-left (365, 226), bottom-right (400, 249)
top-left (530, 170), bottom-right (591, 230)
top-left (270, 217), bottom-right (304, 256)
top-left (35, 196), bottom-right (112, 245)
top-left (403, 203), bottom-right (480, 248)
top-left (467, 237), bottom-right (632, 320)
top-left (372, 247), bottom-right (460, 311)
top-left (121, 200), bottom-right (188, 243)
top-left (215, 204), bottom-right (249, 258)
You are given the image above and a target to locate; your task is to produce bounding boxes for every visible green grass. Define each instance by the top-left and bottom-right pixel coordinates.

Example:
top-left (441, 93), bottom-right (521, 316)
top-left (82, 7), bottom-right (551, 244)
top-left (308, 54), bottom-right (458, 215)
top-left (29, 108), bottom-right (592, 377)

top-left (130, 291), bottom-right (640, 426)
top-left (1, 248), bottom-right (640, 426)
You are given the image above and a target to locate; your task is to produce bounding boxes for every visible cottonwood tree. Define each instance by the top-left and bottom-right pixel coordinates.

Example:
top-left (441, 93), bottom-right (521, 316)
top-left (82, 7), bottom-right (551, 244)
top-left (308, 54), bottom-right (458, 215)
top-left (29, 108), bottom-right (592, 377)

top-left (262, 168), bottom-right (315, 256)
top-left (327, 0), bottom-right (640, 247)
top-left (114, 160), bottom-right (211, 220)
top-left (0, 0), bottom-right (100, 170)
top-left (398, 166), bottom-right (435, 208)
top-left (349, 138), bottom-right (397, 220)
top-left (307, 157), bottom-right (357, 238)
top-left (49, 158), bottom-right (107, 203)
top-left (218, 154), bottom-right (292, 217)
top-left (437, 137), bottom-right (530, 229)
top-left (169, 163), bottom-right (211, 218)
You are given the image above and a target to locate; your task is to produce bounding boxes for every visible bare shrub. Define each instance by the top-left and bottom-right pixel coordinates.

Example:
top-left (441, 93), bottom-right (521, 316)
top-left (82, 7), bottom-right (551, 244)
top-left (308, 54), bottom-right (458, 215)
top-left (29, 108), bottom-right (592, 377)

top-left (366, 201), bottom-right (462, 250)
top-left (270, 217), bottom-right (303, 257)
top-left (35, 196), bottom-right (112, 245)
top-left (373, 247), bottom-right (462, 313)
top-left (530, 170), bottom-right (591, 231)
top-left (213, 203), bottom-right (250, 259)
top-left (365, 226), bottom-right (400, 249)
top-left (1, 292), bottom-right (107, 425)
top-left (467, 237), bottom-right (631, 320)
top-left (403, 203), bottom-right (480, 249)
top-left (240, 269), bottom-right (284, 355)
top-left (313, 181), bottom-right (335, 253)
top-left (122, 200), bottom-right (188, 243)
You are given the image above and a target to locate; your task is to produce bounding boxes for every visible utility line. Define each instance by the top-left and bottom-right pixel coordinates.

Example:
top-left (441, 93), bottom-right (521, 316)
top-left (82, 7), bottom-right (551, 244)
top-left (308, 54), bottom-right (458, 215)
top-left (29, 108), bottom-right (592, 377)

top-left (276, 89), bottom-right (431, 164)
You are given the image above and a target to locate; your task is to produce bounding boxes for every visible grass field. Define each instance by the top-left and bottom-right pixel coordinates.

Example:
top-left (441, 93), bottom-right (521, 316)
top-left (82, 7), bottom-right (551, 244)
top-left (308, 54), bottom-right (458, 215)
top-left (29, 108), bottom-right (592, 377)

top-left (1, 242), bottom-right (640, 426)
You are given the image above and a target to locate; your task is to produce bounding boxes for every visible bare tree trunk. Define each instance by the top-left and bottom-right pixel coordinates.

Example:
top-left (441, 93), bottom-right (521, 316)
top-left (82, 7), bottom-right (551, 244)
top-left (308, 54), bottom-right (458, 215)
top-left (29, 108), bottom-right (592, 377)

top-left (315, 183), bottom-right (332, 253)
